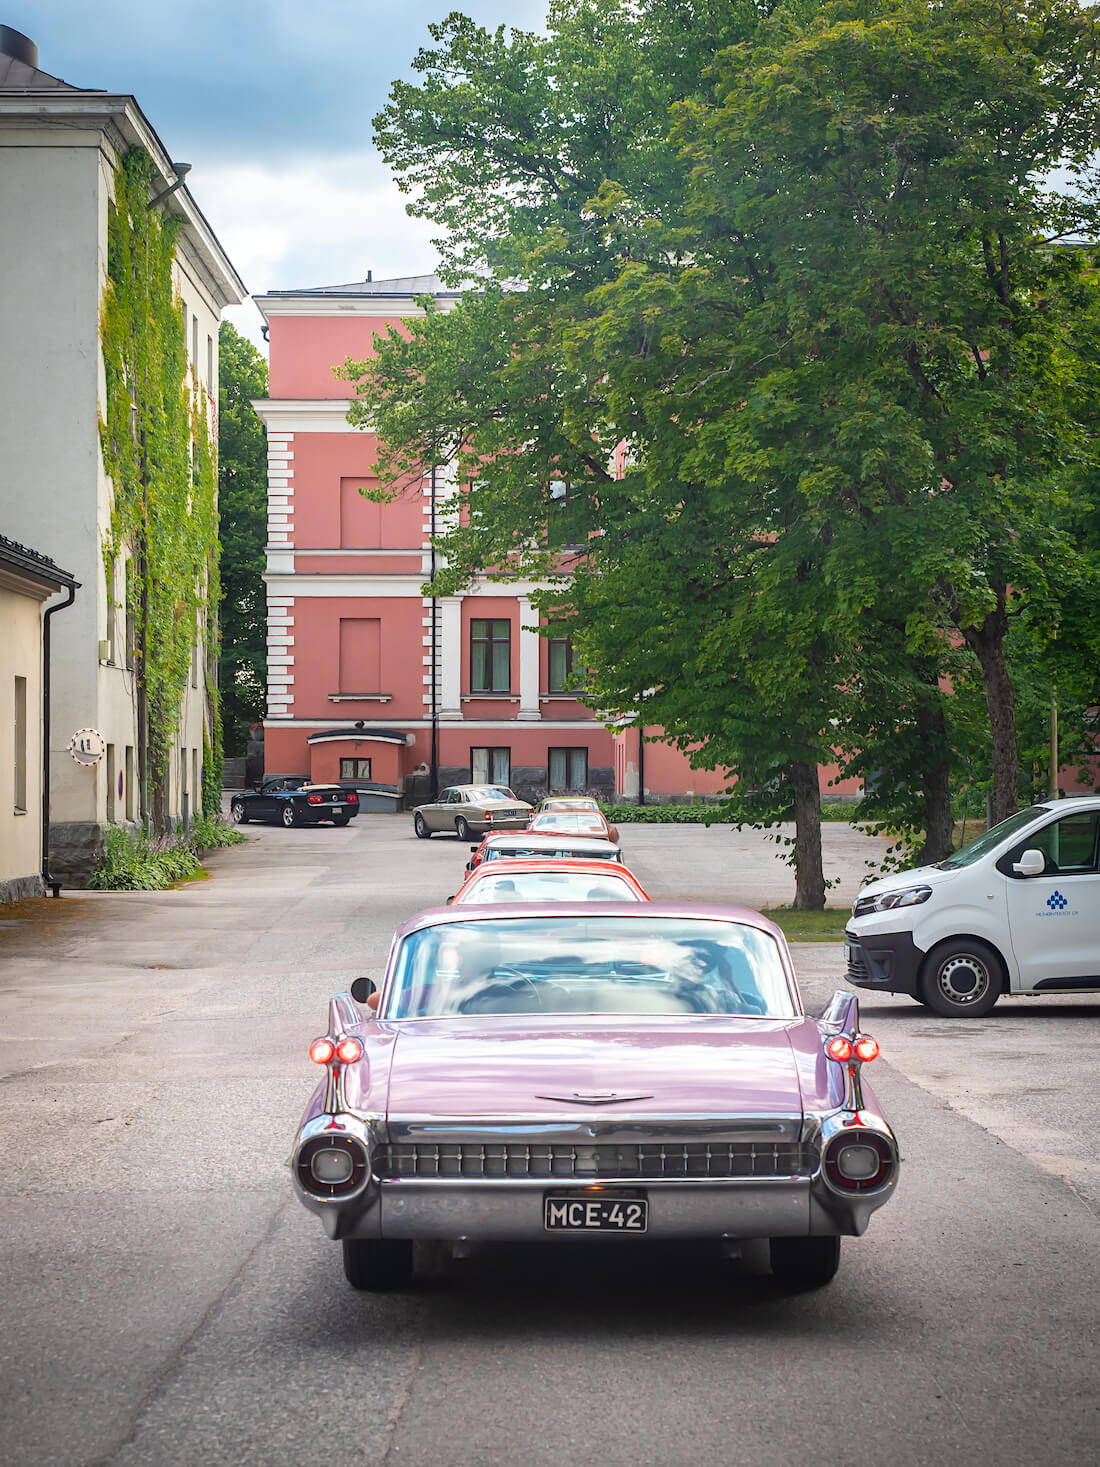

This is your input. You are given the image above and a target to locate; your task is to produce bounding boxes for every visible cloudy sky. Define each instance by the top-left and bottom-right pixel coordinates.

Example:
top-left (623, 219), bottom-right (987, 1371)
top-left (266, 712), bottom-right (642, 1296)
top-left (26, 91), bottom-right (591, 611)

top-left (11, 0), bottom-right (549, 344)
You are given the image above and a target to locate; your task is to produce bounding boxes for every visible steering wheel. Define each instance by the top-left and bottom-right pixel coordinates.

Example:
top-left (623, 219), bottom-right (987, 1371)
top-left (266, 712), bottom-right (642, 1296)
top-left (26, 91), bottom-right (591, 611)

top-left (458, 967), bottom-right (544, 1013)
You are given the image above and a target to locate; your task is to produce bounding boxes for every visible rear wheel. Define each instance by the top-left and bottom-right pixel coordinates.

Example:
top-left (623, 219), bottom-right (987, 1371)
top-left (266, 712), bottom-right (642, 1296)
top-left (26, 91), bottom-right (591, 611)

top-left (230, 800), bottom-right (248, 824)
top-left (919, 938), bottom-right (1002, 1017)
top-left (414, 812), bottom-right (431, 839)
top-left (455, 816), bottom-right (472, 841)
top-left (342, 1238), bottom-right (414, 1290)
top-left (769, 1235), bottom-right (841, 1288)
top-left (281, 804), bottom-right (299, 828)
top-left (332, 812), bottom-right (350, 826)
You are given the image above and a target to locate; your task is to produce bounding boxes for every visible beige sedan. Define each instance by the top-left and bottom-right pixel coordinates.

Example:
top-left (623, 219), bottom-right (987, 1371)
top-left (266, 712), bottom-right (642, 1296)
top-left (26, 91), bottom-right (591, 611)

top-left (413, 784), bottom-right (534, 841)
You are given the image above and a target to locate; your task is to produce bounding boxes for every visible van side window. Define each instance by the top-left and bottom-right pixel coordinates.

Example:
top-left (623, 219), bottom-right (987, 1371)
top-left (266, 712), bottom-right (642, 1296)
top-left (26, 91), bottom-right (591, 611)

top-left (1004, 812), bottom-right (1100, 877)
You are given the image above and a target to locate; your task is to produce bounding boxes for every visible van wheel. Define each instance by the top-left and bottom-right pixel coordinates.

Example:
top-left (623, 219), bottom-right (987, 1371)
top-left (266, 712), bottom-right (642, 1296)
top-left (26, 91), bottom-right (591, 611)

top-left (919, 938), bottom-right (1002, 1017)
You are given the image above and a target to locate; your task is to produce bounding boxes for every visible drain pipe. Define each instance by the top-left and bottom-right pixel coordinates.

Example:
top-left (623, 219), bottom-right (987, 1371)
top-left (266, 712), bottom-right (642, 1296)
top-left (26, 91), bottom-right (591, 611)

top-left (637, 726), bottom-right (646, 807)
top-left (42, 580), bottom-right (79, 896)
top-left (429, 455), bottom-right (439, 800)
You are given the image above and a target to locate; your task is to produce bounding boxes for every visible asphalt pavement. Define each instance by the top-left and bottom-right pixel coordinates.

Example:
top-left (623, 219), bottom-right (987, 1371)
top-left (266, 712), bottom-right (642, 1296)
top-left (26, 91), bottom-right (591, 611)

top-left (0, 814), bottom-right (1097, 1467)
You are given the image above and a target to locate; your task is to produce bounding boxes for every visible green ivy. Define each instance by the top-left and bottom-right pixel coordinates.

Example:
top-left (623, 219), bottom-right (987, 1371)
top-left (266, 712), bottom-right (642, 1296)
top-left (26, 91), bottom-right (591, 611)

top-left (99, 148), bottom-right (222, 815)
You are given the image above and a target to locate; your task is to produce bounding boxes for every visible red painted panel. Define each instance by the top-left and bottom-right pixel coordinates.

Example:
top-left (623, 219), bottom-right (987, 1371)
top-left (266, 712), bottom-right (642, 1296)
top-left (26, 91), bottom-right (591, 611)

top-left (269, 314), bottom-right (416, 399)
top-left (290, 597), bottom-right (426, 720)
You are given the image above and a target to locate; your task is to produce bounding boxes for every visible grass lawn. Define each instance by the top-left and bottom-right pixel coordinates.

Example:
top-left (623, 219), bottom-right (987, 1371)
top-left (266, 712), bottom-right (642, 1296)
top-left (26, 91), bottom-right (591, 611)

top-left (762, 907), bottom-right (850, 942)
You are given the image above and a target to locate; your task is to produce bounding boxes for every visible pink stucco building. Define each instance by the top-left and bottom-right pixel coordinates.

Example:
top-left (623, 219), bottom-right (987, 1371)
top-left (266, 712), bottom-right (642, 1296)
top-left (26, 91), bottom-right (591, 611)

top-left (251, 274), bottom-right (859, 809)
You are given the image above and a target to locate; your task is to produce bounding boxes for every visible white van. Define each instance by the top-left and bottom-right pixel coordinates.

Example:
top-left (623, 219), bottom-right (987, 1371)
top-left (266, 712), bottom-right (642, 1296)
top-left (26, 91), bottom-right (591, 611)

top-left (845, 795), bottom-right (1100, 1017)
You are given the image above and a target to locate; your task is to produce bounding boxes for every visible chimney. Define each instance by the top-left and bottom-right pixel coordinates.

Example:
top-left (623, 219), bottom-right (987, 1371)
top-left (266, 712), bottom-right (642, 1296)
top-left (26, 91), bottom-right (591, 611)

top-left (0, 26), bottom-right (39, 68)
top-left (366, 270), bottom-right (372, 282)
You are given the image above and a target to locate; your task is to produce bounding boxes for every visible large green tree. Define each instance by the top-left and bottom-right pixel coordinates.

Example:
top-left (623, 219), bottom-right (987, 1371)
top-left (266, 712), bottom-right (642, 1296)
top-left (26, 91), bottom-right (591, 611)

top-left (347, 0), bottom-right (1100, 904)
top-left (217, 321), bottom-right (268, 756)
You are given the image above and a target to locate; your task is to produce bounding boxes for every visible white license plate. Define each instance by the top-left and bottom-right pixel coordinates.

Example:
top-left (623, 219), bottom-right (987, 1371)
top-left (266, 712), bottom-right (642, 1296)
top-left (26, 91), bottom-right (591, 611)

top-left (843, 944), bottom-right (852, 964)
top-left (544, 1194), bottom-right (648, 1232)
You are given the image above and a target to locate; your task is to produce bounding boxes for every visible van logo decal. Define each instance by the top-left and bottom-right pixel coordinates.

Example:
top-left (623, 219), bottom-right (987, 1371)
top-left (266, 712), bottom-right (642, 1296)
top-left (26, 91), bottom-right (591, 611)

top-left (1046, 890), bottom-right (1068, 912)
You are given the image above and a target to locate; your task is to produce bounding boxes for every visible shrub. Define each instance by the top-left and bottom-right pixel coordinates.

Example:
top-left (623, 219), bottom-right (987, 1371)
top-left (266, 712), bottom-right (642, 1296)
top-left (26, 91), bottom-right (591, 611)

top-left (87, 816), bottom-right (243, 891)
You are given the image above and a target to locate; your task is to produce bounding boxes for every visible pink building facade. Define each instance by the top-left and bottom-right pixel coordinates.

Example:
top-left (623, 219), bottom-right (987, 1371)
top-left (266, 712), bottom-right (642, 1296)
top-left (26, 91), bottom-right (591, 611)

top-left (252, 275), bottom-right (861, 809)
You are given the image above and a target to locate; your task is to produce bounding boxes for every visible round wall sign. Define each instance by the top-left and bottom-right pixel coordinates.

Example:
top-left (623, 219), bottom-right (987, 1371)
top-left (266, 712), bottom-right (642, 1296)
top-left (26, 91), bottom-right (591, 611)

top-left (69, 728), bottom-right (107, 766)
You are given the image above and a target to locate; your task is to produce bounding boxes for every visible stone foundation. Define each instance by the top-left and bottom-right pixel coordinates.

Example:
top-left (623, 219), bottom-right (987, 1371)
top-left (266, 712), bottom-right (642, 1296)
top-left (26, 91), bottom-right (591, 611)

top-left (0, 872), bottom-right (45, 904)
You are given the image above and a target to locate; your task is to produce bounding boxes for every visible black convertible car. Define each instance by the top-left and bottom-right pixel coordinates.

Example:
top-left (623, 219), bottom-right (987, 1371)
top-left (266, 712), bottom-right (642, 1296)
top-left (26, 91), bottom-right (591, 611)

top-left (230, 775), bottom-right (359, 828)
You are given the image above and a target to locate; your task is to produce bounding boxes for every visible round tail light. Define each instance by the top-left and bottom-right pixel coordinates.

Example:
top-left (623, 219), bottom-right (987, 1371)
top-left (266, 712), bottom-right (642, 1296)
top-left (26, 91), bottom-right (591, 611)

top-left (825, 1036), bottom-right (853, 1062)
top-left (854, 1035), bottom-right (879, 1062)
top-left (296, 1135), bottom-right (368, 1197)
top-left (309, 1037), bottom-right (335, 1065)
top-left (824, 1131), bottom-right (894, 1192)
top-left (335, 1037), bottom-right (363, 1064)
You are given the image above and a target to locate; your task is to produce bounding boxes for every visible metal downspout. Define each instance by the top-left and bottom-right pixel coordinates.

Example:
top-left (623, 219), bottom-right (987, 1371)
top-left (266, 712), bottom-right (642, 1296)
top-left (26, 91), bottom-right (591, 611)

top-left (637, 726), bottom-right (646, 807)
top-left (41, 581), bottom-right (78, 896)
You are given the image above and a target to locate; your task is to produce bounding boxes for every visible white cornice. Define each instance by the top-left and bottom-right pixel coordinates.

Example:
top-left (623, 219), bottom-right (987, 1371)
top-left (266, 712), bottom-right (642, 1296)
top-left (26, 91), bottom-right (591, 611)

top-left (262, 573), bottom-right (551, 598)
top-left (264, 717), bottom-right (605, 731)
top-left (251, 399), bottom-right (357, 433)
top-left (0, 95), bottom-right (246, 307)
top-left (253, 294), bottom-right (459, 323)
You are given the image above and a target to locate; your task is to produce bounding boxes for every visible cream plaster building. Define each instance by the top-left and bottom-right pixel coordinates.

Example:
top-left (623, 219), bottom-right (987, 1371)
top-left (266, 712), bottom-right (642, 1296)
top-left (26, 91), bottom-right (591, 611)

top-left (0, 27), bottom-right (246, 881)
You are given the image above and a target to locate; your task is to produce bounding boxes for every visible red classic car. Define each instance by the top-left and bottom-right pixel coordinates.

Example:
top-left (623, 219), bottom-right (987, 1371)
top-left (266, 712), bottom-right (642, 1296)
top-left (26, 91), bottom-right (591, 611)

top-left (449, 857), bottom-right (649, 904)
top-left (290, 903), bottom-right (900, 1294)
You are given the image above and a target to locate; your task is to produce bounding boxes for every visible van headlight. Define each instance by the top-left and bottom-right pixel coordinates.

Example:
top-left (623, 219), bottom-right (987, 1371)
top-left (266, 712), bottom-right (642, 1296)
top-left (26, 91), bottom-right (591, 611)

top-left (853, 884), bottom-right (933, 917)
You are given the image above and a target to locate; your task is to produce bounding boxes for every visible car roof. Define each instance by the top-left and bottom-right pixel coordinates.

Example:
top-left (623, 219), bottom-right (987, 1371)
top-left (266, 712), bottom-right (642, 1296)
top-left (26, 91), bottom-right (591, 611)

top-left (479, 832), bottom-right (618, 852)
top-left (392, 899), bottom-right (786, 944)
top-left (465, 858), bottom-right (639, 878)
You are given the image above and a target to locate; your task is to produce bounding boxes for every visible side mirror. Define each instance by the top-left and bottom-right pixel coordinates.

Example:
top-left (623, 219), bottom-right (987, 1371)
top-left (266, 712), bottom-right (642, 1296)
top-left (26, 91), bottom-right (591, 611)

top-left (470, 845), bottom-right (479, 853)
top-left (253, 781), bottom-right (263, 793)
top-left (1012, 848), bottom-right (1046, 877)
top-left (350, 976), bottom-right (377, 1005)
top-left (445, 895), bottom-right (455, 905)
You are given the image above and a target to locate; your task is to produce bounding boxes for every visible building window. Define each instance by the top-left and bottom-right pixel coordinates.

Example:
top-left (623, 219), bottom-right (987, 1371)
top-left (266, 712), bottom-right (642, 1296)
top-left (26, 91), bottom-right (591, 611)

top-left (192, 313), bottom-right (199, 374)
top-left (206, 334), bottom-right (214, 388)
top-left (125, 745), bottom-right (135, 821)
top-left (548, 746), bottom-right (588, 793)
top-left (340, 757), bottom-right (372, 781)
top-left (471, 619), bottom-right (510, 693)
top-left (548, 636), bottom-right (575, 693)
top-left (13, 676), bottom-right (27, 812)
top-left (339, 618), bottom-right (382, 693)
top-left (106, 743), bottom-right (116, 822)
top-left (471, 747), bottom-right (511, 787)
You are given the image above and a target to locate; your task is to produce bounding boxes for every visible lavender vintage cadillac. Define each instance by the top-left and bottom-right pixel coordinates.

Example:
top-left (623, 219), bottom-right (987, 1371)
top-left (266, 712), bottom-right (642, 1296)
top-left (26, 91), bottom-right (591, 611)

top-left (290, 903), bottom-right (900, 1291)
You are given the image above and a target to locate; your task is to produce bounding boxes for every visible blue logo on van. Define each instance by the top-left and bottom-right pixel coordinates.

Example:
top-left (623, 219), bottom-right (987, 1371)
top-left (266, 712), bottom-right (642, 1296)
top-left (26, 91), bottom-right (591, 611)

top-left (1046, 890), bottom-right (1068, 912)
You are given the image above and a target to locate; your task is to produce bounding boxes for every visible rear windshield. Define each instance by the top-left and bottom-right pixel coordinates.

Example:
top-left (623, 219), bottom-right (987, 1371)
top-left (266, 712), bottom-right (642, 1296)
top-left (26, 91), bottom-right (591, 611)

top-left (531, 813), bottom-right (605, 832)
top-left (467, 787), bottom-right (518, 802)
top-left (484, 844), bottom-right (621, 863)
top-left (386, 916), bottom-right (795, 1019)
top-left (460, 870), bottom-right (640, 903)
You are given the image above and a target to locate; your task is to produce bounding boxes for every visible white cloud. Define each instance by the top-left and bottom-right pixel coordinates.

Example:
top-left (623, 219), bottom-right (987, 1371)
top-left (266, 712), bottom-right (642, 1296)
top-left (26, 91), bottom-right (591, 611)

top-left (198, 151), bottom-right (443, 350)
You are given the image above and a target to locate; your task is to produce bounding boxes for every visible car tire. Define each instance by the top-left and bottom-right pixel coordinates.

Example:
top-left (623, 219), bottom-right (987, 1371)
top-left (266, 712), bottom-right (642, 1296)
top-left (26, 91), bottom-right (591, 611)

top-left (332, 813), bottom-right (350, 826)
top-left (414, 812), bottom-right (431, 839)
top-left (455, 816), bottom-right (472, 841)
top-left (342, 1237), bottom-right (414, 1291)
top-left (919, 938), bottom-right (1003, 1018)
top-left (281, 804), bottom-right (299, 829)
top-left (769, 1235), bottom-right (841, 1288)
top-left (230, 800), bottom-right (248, 824)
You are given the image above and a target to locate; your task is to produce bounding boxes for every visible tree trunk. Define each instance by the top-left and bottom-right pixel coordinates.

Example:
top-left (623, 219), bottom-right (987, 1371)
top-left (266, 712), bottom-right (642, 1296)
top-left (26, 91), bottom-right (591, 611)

top-left (789, 759), bottom-right (825, 910)
top-left (915, 682), bottom-right (954, 864)
top-left (962, 603), bottom-right (1019, 825)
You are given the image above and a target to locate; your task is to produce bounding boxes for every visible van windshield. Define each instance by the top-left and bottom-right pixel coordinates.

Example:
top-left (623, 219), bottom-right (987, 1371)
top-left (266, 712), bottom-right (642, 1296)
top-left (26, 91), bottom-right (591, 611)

top-left (937, 807), bottom-right (1049, 869)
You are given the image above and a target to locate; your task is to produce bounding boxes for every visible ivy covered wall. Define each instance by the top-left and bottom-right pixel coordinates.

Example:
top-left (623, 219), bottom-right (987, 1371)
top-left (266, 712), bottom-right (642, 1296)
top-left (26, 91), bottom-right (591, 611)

top-left (99, 147), bottom-right (221, 821)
